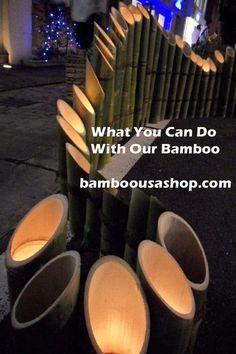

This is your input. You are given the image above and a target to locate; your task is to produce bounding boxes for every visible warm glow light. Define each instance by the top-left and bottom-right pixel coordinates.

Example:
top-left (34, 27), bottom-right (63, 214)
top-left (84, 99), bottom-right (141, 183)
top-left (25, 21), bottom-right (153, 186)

top-left (12, 240), bottom-right (47, 261)
top-left (57, 99), bottom-right (86, 138)
top-left (3, 64), bottom-right (12, 69)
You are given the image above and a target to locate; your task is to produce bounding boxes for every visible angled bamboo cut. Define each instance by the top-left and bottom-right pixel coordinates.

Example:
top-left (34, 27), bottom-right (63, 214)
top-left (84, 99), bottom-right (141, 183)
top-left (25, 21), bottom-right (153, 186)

top-left (94, 34), bottom-right (115, 67)
top-left (210, 50), bottom-right (224, 117)
top-left (146, 196), bottom-right (166, 241)
top-left (196, 60), bottom-right (210, 118)
top-left (94, 21), bottom-right (116, 57)
top-left (187, 55), bottom-right (204, 119)
top-left (204, 58), bottom-right (217, 117)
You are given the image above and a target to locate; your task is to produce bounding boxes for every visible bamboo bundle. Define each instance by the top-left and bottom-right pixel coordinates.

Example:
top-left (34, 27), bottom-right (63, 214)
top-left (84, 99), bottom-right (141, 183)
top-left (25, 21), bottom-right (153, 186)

top-left (165, 35), bottom-right (185, 120)
top-left (217, 46), bottom-right (235, 118)
top-left (158, 212), bottom-right (209, 352)
top-left (195, 60), bottom-right (210, 118)
top-left (137, 241), bottom-right (195, 354)
top-left (160, 32), bottom-right (176, 120)
top-left (204, 58), bottom-right (217, 118)
top-left (129, 4), bottom-right (143, 129)
top-left (141, 14), bottom-right (157, 126)
top-left (134, 4), bottom-right (150, 127)
top-left (146, 196), bottom-right (166, 241)
top-left (85, 59), bottom-right (105, 170)
top-left (180, 52), bottom-right (198, 120)
top-left (66, 143), bottom-right (91, 248)
top-left (100, 188), bottom-right (129, 257)
top-left (6, 194), bottom-right (68, 305)
top-left (146, 22), bottom-right (163, 123)
top-left (94, 34), bottom-right (115, 67)
top-left (173, 43), bottom-right (192, 120)
top-left (227, 53), bottom-right (236, 118)
top-left (94, 21), bottom-right (116, 57)
top-left (57, 115), bottom-right (90, 194)
top-left (124, 188), bottom-right (150, 269)
top-left (210, 50), bottom-right (224, 117)
top-left (73, 85), bottom-right (95, 147)
top-left (187, 56), bottom-right (204, 119)
top-left (84, 256), bottom-right (150, 354)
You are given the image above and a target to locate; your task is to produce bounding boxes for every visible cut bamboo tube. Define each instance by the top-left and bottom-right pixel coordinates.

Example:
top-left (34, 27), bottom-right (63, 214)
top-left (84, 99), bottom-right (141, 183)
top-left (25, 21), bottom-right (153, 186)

top-left (165, 35), bottom-right (185, 120)
top-left (210, 50), bottom-right (224, 117)
top-left (217, 46), bottom-right (235, 118)
top-left (85, 59), bottom-right (105, 169)
top-left (134, 4), bottom-right (150, 127)
top-left (195, 60), bottom-right (210, 118)
top-left (129, 4), bottom-right (143, 129)
top-left (187, 56), bottom-right (204, 119)
top-left (73, 85), bottom-right (95, 147)
top-left (11, 251), bottom-right (80, 351)
top-left (158, 212), bottom-right (209, 351)
top-left (57, 99), bottom-right (86, 139)
top-left (100, 188), bottom-right (129, 257)
top-left (6, 194), bottom-right (68, 305)
top-left (124, 188), bottom-right (150, 269)
top-left (94, 21), bottom-right (116, 57)
top-left (94, 34), bottom-right (115, 67)
top-left (204, 58), bottom-right (217, 117)
top-left (174, 42), bottom-right (192, 120)
top-left (137, 241), bottom-right (195, 354)
top-left (57, 115), bottom-right (90, 194)
top-left (146, 196), bottom-right (166, 241)
top-left (66, 143), bottom-right (91, 248)
top-left (180, 51), bottom-right (198, 120)
top-left (227, 53), bottom-right (236, 118)
top-left (111, 7), bottom-right (129, 37)
top-left (84, 256), bottom-right (150, 354)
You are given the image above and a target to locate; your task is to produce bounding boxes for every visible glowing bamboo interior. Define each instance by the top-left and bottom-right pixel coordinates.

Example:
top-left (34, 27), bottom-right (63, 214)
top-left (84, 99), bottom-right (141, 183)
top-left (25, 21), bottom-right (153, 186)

top-left (85, 59), bottom-right (105, 112)
top-left (129, 4), bottom-right (142, 23)
top-left (66, 143), bottom-right (91, 176)
top-left (111, 7), bottom-right (128, 35)
top-left (109, 13), bottom-right (126, 40)
top-left (94, 22), bottom-right (116, 56)
top-left (214, 50), bottom-right (224, 65)
top-left (207, 58), bottom-right (217, 73)
top-left (56, 99), bottom-right (86, 138)
top-left (120, 6), bottom-right (135, 26)
top-left (137, 3), bottom-right (150, 20)
top-left (175, 35), bottom-right (185, 50)
top-left (84, 256), bottom-right (150, 354)
top-left (95, 35), bottom-right (114, 65)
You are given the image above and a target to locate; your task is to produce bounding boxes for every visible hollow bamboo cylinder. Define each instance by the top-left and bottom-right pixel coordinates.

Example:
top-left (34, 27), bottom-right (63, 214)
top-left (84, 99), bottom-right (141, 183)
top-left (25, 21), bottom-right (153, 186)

top-left (195, 60), bottom-right (210, 118)
top-left (146, 196), bottom-right (166, 241)
top-left (180, 52), bottom-right (198, 120)
top-left (210, 50), bottom-right (225, 117)
top-left (94, 21), bottom-right (116, 58)
top-left (204, 58), bottom-right (217, 118)
top-left (11, 251), bottom-right (80, 353)
top-left (157, 212), bottom-right (209, 351)
top-left (173, 43), bottom-right (192, 120)
top-left (94, 34), bottom-right (115, 67)
top-left (57, 115), bottom-right (90, 194)
top-left (6, 194), bottom-right (68, 305)
top-left (134, 4), bottom-right (150, 127)
top-left (66, 143), bottom-right (91, 249)
top-left (124, 188), bottom-right (150, 269)
top-left (100, 188), bottom-right (129, 257)
top-left (137, 241), bottom-right (195, 354)
top-left (227, 53), bottom-right (236, 118)
top-left (84, 255), bottom-right (150, 354)
top-left (187, 56), bottom-right (204, 119)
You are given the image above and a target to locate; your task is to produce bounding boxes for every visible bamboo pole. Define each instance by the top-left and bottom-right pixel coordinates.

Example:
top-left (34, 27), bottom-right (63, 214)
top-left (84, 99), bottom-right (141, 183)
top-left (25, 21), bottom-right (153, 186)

top-left (94, 34), bottom-right (115, 67)
top-left (57, 115), bottom-right (90, 194)
top-left (157, 212), bottom-right (209, 352)
top-left (137, 241), bottom-right (195, 354)
top-left (66, 143), bottom-right (91, 249)
top-left (100, 188), bottom-right (129, 257)
top-left (210, 50), bottom-right (224, 117)
top-left (217, 46), bottom-right (235, 118)
top-left (124, 188), bottom-right (150, 269)
top-left (146, 196), bottom-right (166, 241)
top-left (196, 60), bottom-right (210, 118)
top-left (84, 256), bottom-right (150, 354)
top-left (204, 58), bottom-right (217, 118)
top-left (6, 194), bottom-right (68, 305)
top-left (180, 51), bottom-right (198, 120)
top-left (227, 53), bottom-right (236, 118)
top-left (134, 4), bottom-right (150, 127)
top-left (111, 7), bottom-right (129, 37)
top-left (173, 42), bottom-right (192, 120)
top-left (165, 35), bottom-right (185, 120)
top-left (187, 56), bottom-right (204, 119)
top-left (94, 21), bottom-right (116, 57)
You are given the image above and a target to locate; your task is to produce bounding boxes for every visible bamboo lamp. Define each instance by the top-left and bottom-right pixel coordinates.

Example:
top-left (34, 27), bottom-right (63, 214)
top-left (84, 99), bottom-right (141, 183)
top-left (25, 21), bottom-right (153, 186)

top-left (84, 256), bottom-right (150, 354)
top-left (94, 35), bottom-right (115, 67)
top-left (6, 194), bottom-right (68, 305)
top-left (94, 21), bottom-right (116, 57)
top-left (111, 7), bottom-right (128, 36)
top-left (137, 241), bottom-right (195, 354)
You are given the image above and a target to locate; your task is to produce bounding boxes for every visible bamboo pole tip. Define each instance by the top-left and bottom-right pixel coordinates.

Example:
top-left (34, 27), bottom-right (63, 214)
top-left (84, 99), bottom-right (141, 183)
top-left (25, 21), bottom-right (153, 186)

top-left (111, 7), bottom-right (129, 32)
top-left (168, 31), bottom-right (176, 46)
top-left (57, 99), bottom-right (86, 138)
top-left (158, 211), bottom-right (209, 292)
top-left (95, 35), bottom-right (114, 62)
top-left (120, 6), bottom-right (135, 25)
top-left (94, 22), bottom-right (116, 50)
top-left (183, 42), bottom-right (192, 57)
top-left (207, 58), bottom-right (217, 73)
top-left (226, 46), bottom-right (235, 58)
top-left (138, 241), bottom-right (195, 320)
top-left (196, 55), bottom-right (204, 67)
top-left (175, 35), bottom-right (184, 49)
top-left (190, 51), bottom-right (198, 64)
top-left (128, 4), bottom-right (142, 22)
top-left (66, 143), bottom-right (91, 175)
top-left (214, 50), bottom-right (224, 64)
top-left (137, 3), bottom-right (150, 20)
top-left (73, 85), bottom-right (95, 117)
top-left (86, 59), bottom-right (105, 102)
top-left (202, 60), bottom-right (210, 73)
top-left (109, 13), bottom-right (126, 39)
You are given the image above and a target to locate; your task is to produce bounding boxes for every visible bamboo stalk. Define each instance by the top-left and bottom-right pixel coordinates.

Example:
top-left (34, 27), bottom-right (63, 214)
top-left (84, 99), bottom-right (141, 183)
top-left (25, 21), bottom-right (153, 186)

top-left (134, 4), bottom-right (150, 127)
top-left (124, 188), bottom-right (150, 269)
top-left (66, 143), bottom-right (91, 248)
top-left (94, 34), bottom-right (115, 67)
top-left (204, 58), bottom-right (217, 118)
top-left (180, 51), bottom-right (198, 120)
top-left (137, 241), bottom-right (195, 354)
top-left (111, 6), bottom-right (129, 37)
top-left (187, 56), bottom-right (204, 119)
top-left (196, 60), bottom-right (210, 118)
top-left (227, 53), bottom-right (236, 118)
top-left (217, 46), bottom-right (235, 118)
top-left (173, 42), bottom-right (192, 120)
top-left (94, 21), bottom-right (116, 57)
top-left (146, 196), bottom-right (166, 241)
top-left (210, 50), bottom-right (225, 117)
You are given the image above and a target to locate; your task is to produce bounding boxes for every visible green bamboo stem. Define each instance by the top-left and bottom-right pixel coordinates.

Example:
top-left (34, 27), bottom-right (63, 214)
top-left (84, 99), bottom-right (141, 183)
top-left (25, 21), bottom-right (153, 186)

top-left (165, 35), bottom-right (185, 120)
top-left (173, 42), bottom-right (192, 120)
top-left (160, 31), bottom-right (176, 120)
top-left (134, 4), bottom-right (150, 127)
top-left (180, 51), bottom-right (198, 120)
top-left (204, 58), bottom-right (217, 118)
top-left (94, 34), bottom-right (115, 67)
top-left (210, 50), bottom-right (225, 117)
top-left (227, 53), bottom-right (236, 118)
top-left (124, 188), bottom-right (150, 269)
top-left (196, 60), bottom-right (210, 118)
top-left (66, 143), bottom-right (91, 248)
top-left (217, 46), bottom-right (235, 118)
top-left (56, 115), bottom-right (90, 195)
top-left (150, 30), bottom-right (169, 123)
top-left (187, 56), bottom-right (204, 119)
top-left (94, 21), bottom-right (116, 57)
top-left (146, 196), bottom-right (166, 241)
